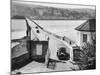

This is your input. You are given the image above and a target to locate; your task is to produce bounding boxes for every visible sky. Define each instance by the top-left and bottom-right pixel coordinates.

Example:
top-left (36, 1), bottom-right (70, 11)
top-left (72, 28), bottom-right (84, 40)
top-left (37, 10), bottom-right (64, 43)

top-left (12, 0), bottom-right (95, 9)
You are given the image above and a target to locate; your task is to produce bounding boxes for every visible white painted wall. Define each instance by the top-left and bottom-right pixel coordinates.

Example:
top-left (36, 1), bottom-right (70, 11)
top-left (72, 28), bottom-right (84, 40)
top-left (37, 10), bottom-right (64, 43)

top-left (76, 31), bottom-right (95, 46)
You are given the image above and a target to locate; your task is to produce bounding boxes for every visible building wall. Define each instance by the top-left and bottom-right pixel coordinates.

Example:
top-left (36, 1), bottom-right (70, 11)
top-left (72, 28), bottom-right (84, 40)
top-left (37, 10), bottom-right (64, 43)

top-left (28, 41), bottom-right (48, 62)
top-left (29, 28), bottom-right (48, 41)
top-left (76, 31), bottom-right (95, 46)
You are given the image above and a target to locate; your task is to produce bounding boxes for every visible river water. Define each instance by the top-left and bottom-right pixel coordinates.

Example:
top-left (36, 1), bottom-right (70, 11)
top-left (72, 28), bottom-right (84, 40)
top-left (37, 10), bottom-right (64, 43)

top-left (11, 19), bottom-right (86, 42)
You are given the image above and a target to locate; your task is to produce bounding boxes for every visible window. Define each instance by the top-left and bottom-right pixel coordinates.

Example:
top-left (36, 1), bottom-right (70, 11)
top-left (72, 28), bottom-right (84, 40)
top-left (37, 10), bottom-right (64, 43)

top-left (83, 34), bottom-right (87, 42)
top-left (36, 44), bottom-right (42, 55)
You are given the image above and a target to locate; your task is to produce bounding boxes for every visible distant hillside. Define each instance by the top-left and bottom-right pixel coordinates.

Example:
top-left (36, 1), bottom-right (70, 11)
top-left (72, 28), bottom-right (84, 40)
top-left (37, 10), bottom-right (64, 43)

top-left (11, 2), bottom-right (96, 20)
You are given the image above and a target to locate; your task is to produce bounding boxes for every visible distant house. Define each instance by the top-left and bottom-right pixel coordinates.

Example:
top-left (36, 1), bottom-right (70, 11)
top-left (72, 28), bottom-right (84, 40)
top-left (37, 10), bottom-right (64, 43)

top-left (75, 19), bottom-right (96, 46)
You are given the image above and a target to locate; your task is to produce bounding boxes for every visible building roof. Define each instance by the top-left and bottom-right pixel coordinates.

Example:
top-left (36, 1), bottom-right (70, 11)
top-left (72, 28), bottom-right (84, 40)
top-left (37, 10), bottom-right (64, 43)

top-left (75, 19), bottom-right (96, 32)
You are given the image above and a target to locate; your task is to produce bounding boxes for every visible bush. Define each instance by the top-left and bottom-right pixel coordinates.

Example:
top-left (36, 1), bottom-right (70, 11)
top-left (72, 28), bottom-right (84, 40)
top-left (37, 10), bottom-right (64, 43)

top-left (77, 42), bottom-right (96, 70)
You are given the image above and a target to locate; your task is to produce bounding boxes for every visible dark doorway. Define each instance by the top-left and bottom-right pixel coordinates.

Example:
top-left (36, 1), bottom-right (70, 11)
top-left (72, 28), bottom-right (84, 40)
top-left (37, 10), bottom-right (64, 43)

top-left (73, 46), bottom-right (81, 61)
top-left (27, 41), bottom-right (48, 62)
